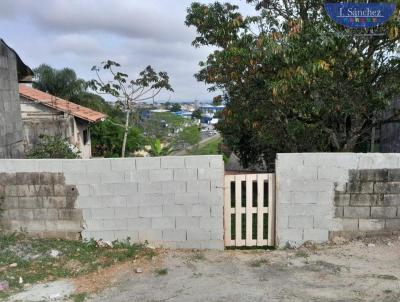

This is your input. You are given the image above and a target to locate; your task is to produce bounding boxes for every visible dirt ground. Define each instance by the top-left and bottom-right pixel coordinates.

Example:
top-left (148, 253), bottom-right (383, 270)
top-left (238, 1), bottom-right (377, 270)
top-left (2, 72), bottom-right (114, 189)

top-left (85, 236), bottom-right (400, 302)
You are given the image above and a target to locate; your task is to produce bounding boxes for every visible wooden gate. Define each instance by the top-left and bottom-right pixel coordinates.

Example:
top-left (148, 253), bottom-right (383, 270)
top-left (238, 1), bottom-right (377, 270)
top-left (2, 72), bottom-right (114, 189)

top-left (224, 173), bottom-right (275, 247)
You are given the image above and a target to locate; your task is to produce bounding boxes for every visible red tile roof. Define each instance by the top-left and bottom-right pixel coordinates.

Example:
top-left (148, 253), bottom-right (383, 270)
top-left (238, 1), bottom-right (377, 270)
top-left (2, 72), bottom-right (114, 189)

top-left (19, 85), bottom-right (107, 123)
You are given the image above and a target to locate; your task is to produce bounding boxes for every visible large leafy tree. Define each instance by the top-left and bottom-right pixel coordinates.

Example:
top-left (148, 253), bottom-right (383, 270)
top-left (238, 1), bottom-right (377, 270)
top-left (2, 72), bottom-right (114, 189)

top-left (186, 0), bottom-right (400, 169)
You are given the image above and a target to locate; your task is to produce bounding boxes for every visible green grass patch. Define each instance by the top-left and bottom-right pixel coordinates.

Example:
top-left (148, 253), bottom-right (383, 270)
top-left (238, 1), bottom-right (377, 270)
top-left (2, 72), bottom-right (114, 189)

top-left (0, 233), bottom-right (150, 295)
top-left (155, 268), bottom-right (168, 276)
top-left (187, 137), bottom-right (221, 155)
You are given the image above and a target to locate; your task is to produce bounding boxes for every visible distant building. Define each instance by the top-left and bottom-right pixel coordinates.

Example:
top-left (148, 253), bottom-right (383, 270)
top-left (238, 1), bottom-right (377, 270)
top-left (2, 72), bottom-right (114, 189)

top-left (19, 85), bottom-right (106, 158)
top-left (0, 39), bottom-right (33, 158)
top-left (199, 105), bottom-right (225, 115)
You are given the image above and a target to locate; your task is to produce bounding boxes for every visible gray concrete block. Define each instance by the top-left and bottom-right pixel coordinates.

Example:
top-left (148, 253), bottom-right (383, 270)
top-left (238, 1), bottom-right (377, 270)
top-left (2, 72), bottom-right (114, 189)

top-left (101, 196), bottom-right (127, 208)
top-left (382, 194), bottom-right (400, 206)
top-left (200, 240), bottom-right (224, 250)
top-left (127, 218), bottom-right (151, 230)
top-left (163, 205), bottom-right (186, 217)
top-left (359, 219), bottom-right (385, 231)
top-left (173, 168), bottom-right (197, 181)
top-left (64, 173), bottom-right (100, 185)
top-left (91, 208), bottom-right (115, 219)
top-left (84, 159), bottom-right (111, 173)
top-left (136, 158), bottom-right (161, 170)
top-left (350, 194), bottom-right (378, 206)
top-left (144, 193), bottom-right (174, 205)
top-left (138, 230), bottom-right (163, 241)
top-left (5, 185), bottom-right (17, 196)
top-left (375, 182), bottom-right (400, 194)
top-left (138, 206), bottom-right (163, 218)
top-left (334, 207), bottom-right (344, 217)
top-left (347, 181), bottom-right (374, 193)
top-left (161, 157), bottom-right (185, 169)
top-left (175, 193), bottom-right (199, 204)
top-left (210, 206), bottom-right (223, 217)
top-left (162, 229), bottom-right (186, 241)
top-left (388, 169), bottom-right (400, 181)
top-left (100, 172), bottom-right (125, 184)
top-left (62, 160), bottom-right (86, 173)
top-left (184, 156), bottom-right (210, 168)
top-left (198, 168), bottom-right (223, 180)
top-left (124, 170), bottom-right (150, 183)
top-left (334, 193), bottom-right (350, 206)
top-left (58, 209), bottom-right (83, 220)
top-left (199, 217), bottom-right (221, 229)
top-left (187, 229), bottom-right (210, 241)
top-left (360, 169), bottom-right (388, 182)
top-left (187, 180), bottom-right (210, 193)
top-left (341, 219), bottom-right (359, 231)
top-left (292, 191), bottom-right (319, 204)
top-left (84, 219), bottom-right (104, 231)
top-left (102, 219), bottom-right (127, 231)
top-left (1, 196), bottom-right (18, 209)
top-left (5, 209), bottom-right (33, 220)
top-left (343, 207), bottom-right (370, 219)
top-left (115, 207), bottom-right (138, 219)
top-left (198, 192), bottom-right (222, 205)
top-left (176, 241), bottom-right (202, 249)
top-left (371, 207), bottom-right (397, 219)
top-left (33, 209), bottom-right (58, 220)
top-left (186, 204), bottom-right (210, 217)
top-left (176, 217), bottom-right (200, 229)
top-left (162, 181), bottom-right (186, 193)
top-left (138, 182), bottom-right (162, 193)
top-left (149, 169), bottom-right (173, 182)
top-left (46, 220), bottom-right (83, 232)
top-left (288, 216), bottom-right (314, 229)
top-left (18, 197), bottom-right (42, 209)
top-left (211, 229), bottom-right (224, 240)
top-left (151, 217), bottom-right (175, 229)
top-left (110, 158), bottom-right (136, 171)
top-left (385, 219), bottom-right (400, 230)
top-left (209, 156), bottom-right (224, 169)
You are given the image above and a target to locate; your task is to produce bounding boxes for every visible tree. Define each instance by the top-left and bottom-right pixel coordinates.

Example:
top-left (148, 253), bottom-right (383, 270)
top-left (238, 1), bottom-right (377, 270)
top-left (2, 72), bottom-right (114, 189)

top-left (170, 103), bottom-right (182, 112)
top-left (186, 1), bottom-right (400, 169)
top-left (143, 112), bottom-right (185, 140)
top-left (148, 139), bottom-right (174, 156)
top-left (191, 108), bottom-right (202, 120)
top-left (89, 61), bottom-right (173, 157)
top-left (212, 95), bottom-right (223, 106)
top-left (175, 125), bottom-right (201, 149)
top-left (33, 64), bottom-right (86, 102)
top-left (90, 120), bottom-right (145, 158)
top-left (27, 135), bottom-right (80, 159)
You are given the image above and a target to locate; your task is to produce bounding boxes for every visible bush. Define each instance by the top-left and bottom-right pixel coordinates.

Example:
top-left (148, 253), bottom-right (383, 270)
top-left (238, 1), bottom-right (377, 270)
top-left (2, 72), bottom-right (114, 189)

top-left (27, 135), bottom-right (80, 159)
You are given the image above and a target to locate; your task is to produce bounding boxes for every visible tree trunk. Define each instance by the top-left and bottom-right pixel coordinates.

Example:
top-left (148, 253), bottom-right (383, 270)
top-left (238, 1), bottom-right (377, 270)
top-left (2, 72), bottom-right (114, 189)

top-left (121, 110), bottom-right (130, 158)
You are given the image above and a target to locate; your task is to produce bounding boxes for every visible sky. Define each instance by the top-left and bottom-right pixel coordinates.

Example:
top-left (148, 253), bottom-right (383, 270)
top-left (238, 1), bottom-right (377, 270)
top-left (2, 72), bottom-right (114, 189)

top-left (0, 0), bottom-right (255, 102)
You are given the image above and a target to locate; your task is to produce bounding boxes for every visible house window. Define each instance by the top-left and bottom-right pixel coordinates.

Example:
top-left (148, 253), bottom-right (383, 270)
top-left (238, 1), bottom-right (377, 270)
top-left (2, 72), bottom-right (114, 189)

top-left (83, 129), bottom-right (89, 145)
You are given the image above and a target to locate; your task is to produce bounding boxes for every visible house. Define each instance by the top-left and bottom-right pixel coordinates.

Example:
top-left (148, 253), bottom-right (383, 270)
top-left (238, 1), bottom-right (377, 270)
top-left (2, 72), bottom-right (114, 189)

top-left (19, 85), bottom-right (106, 158)
top-left (0, 39), bottom-right (33, 158)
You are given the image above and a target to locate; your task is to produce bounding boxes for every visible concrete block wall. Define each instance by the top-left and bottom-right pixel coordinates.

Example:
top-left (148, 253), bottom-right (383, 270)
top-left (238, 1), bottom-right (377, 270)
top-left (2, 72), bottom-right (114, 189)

top-left (0, 156), bottom-right (224, 249)
top-left (275, 153), bottom-right (400, 248)
top-left (0, 172), bottom-right (83, 239)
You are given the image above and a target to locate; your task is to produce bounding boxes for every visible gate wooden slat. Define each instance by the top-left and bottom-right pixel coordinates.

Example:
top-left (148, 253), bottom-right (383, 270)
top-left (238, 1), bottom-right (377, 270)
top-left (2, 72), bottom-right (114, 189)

top-left (235, 175), bottom-right (246, 246)
top-left (246, 174), bottom-right (257, 246)
top-left (268, 174), bottom-right (276, 246)
top-left (224, 173), bottom-right (275, 247)
top-left (224, 175), bottom-right (234, 247)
